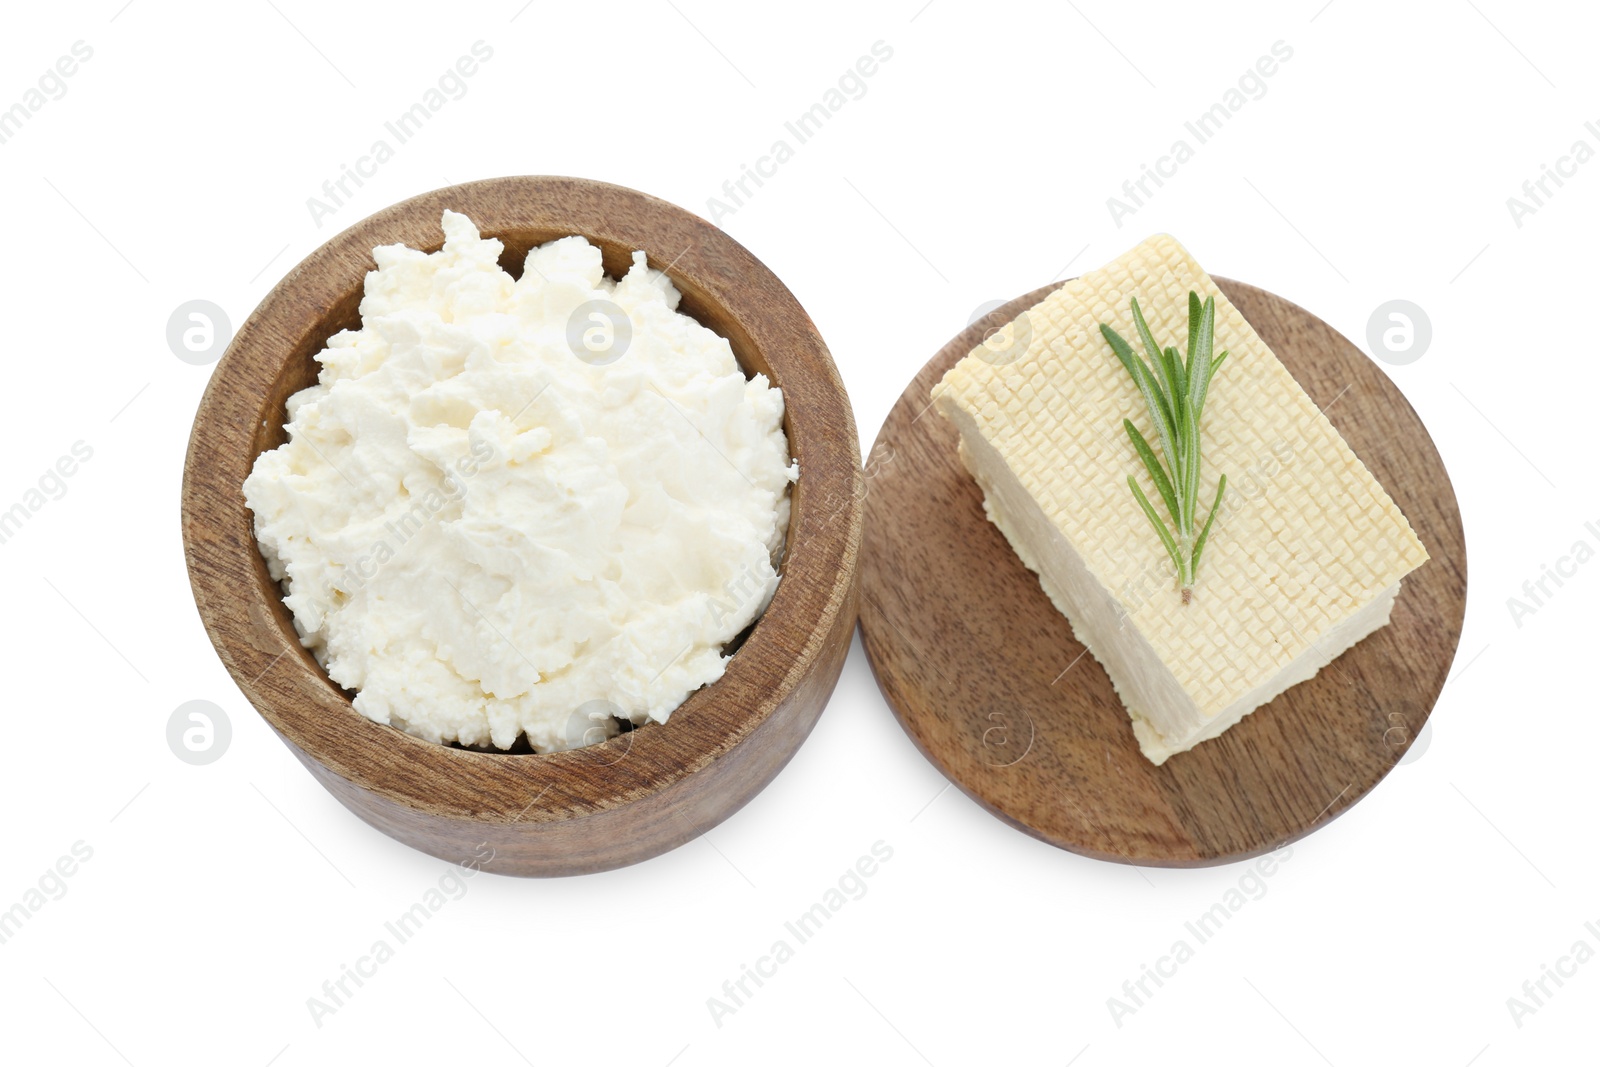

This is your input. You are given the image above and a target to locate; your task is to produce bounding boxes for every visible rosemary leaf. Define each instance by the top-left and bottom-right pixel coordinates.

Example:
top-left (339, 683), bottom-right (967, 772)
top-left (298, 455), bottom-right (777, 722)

top-left (1188, 300), bottom-right (1216, 416)
top-left (1124, 418), bottom-right (1180, 525)
top-left (1130, 298), bottom-right (1165, 371)
top-left (1165, 346), bottom-right (1188, 415)
top-left (1194, 350), bottom-right (1228, 418)
top-left (1129, 475), bottom-right (1184, 576)
top-left (1132, 302), bottom-right (1182, 426)
top-left (1100, 324), bottom-right (1177, 468)
top-left (1173, 387), bottom-right (1190, 532)
top-left (1194, 298), bottom-right (1215, 385)
top-left (1186, 291), bottom-right (1202, 371)
top-left (1157, 346), bottom-right (1182, 420)
top-left (1192, 473), bottom-right (1228, 573)
top-left (1184, 399), bottom-right (1201, 533)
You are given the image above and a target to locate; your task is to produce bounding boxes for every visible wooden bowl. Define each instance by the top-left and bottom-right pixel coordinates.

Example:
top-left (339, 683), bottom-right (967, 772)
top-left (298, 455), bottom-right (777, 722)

top-left (182, 176), bottom-right (862, 876)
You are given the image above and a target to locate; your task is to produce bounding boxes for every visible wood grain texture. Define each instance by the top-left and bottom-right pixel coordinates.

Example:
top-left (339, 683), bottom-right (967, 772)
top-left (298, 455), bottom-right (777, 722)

top-left (859, 279), bottom-right (1466, 866)
top-left (182, 176), bottom-right (862, 876)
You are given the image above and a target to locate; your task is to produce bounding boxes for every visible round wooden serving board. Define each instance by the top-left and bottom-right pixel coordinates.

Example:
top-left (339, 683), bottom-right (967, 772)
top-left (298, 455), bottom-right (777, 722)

top-left (859, 279), bottom-right (1466, 867)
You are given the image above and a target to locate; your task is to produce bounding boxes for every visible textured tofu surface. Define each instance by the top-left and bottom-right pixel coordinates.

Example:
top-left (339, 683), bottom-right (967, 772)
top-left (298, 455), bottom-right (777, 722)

top-left (932, 234), bottom-right (1428, 761)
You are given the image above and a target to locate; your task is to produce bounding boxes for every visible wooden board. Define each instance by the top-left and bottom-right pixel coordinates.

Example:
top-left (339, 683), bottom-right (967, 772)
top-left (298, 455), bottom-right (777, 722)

top-left (182, 176), bottom-right (862, 876)
top-left (859, 279), bottom-right (1466, 866)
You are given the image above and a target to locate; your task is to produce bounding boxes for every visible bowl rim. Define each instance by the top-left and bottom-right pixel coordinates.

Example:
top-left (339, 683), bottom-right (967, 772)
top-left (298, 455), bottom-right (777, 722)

top-left (181, 175), bottom-right (863, 825)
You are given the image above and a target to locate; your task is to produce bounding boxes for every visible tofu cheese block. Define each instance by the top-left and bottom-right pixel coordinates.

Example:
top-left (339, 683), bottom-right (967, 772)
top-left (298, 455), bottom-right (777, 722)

top-left (931, 235), bottom-right (1428, 764)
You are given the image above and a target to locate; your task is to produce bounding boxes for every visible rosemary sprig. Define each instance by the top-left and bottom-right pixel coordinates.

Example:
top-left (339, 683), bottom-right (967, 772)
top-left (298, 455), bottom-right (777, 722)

top-left (1099, 291), bottom-right (1229, 605)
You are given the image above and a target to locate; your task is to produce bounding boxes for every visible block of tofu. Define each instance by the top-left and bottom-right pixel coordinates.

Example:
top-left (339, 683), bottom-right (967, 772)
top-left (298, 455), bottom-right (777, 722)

top-left (932, 235), bottom-right (1428, 764)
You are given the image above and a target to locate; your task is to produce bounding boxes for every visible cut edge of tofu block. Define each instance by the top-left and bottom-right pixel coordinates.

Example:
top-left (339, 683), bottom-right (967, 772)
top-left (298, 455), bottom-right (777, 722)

top-left (1125, 580), bottom-right (1400, 763)
top-left (944, 398), bottom-right (1402, 765)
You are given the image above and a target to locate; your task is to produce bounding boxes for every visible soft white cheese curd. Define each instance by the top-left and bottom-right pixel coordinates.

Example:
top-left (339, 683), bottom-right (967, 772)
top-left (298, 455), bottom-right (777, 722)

top-left (243, 211), bottom-right (797, 752)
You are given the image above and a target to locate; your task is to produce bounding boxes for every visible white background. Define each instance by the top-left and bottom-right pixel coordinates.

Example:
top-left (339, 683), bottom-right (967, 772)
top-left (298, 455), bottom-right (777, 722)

top-left (1, 1), bottom-right (1594, 1064)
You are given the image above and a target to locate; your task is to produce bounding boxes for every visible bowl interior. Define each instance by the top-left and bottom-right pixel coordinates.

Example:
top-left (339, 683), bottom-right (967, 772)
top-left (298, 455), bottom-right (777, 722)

top-left (245, 222), bottom-right (793, 757)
